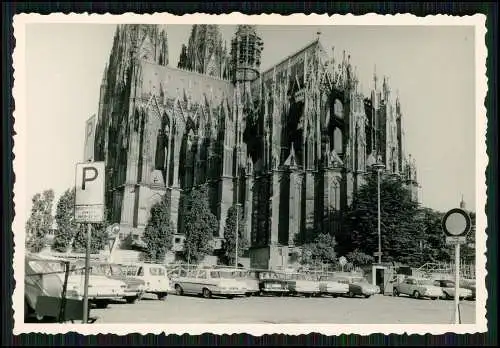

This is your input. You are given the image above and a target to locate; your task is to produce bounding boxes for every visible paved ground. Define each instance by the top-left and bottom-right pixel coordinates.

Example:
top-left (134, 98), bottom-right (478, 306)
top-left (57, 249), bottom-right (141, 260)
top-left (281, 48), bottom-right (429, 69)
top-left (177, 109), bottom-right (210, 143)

top-left (91, 293), bottom-right (476, 324)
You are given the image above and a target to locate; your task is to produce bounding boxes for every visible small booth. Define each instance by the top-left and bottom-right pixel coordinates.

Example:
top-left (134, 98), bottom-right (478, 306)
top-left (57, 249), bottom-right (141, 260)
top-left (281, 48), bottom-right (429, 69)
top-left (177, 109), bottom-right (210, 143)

top-left (371, 263), bottom-right (413, 295)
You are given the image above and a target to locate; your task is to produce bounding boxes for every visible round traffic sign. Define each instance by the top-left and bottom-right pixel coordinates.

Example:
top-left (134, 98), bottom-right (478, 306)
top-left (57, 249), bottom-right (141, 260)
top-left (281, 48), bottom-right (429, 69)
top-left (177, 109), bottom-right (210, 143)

top-left (442, 208), bottom-right (471, 237)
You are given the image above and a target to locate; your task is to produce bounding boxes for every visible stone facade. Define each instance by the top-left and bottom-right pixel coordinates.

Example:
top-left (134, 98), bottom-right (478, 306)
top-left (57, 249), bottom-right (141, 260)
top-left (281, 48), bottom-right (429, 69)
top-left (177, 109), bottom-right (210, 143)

top-left (93, 24), bottom-right (419, 268)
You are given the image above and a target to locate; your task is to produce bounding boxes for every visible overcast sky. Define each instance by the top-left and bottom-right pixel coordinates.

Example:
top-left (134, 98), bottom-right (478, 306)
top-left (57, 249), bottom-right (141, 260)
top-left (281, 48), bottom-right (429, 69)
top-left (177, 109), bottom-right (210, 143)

top-left (24, 23), bottom-right (476, 216)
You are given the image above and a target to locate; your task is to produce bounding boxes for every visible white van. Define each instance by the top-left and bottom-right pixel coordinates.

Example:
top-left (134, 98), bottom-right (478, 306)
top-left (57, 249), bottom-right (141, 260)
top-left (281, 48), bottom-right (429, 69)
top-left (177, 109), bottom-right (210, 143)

top-left (120, 263), bottom-right (171, 300)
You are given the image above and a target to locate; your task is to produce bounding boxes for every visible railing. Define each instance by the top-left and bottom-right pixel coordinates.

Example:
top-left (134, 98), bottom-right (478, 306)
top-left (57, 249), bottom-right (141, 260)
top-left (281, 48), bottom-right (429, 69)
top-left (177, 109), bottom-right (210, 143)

top-left (415, 262), bottom-right (475, 279)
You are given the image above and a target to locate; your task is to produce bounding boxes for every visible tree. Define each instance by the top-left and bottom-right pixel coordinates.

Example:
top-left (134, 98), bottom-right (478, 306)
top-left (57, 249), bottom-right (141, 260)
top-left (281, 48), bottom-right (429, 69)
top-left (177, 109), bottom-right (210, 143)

top-left (141, 194), bottom-right (174, 262)
top-left (343, 174), bottom-right (424, 266)
top-left (417, 207), bottom-right (451, 263)
top-left (346, 249), bottom-right (375, 266)
top-left (52, 188), bottom-right (78, 252)
top-left (300, 233), bottom-right (337, 265)
top-left (182, 184), bottom-right (218, 263)
top-left (71, 208), bottom-right (110, 254)
top-left (25, 189), bottom-right (55, 253)
top-left (221, 204), bottom-right (249, 266)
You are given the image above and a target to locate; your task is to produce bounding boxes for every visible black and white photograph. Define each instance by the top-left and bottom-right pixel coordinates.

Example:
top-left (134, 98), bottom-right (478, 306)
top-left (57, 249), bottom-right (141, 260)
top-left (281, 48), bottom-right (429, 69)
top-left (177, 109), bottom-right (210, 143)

top-left (12, 13), bottom-right (487, 336)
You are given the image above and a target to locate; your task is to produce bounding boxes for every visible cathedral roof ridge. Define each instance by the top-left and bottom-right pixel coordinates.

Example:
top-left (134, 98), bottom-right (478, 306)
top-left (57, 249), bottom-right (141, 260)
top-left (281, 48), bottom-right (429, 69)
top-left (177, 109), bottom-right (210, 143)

top-left (138, 58), bottom-right (232, 84)
top-left (260, 39), bottom-right (324, 76)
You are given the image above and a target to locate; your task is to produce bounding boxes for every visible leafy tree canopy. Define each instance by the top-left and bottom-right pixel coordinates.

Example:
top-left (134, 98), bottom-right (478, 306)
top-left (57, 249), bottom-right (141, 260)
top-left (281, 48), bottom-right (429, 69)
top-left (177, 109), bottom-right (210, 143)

top-left (142, 194), bottom-right (174, 263)
top-left (222, 204), bottom-right (249, 266)
top-left (52, 188), bottom-right (78, 252)
top-left (182, 184), bottom-right (218, 263)
top-left (300, 233), bottom-right (337, 265)
top-left (25, 189), bottom-right (55, 253)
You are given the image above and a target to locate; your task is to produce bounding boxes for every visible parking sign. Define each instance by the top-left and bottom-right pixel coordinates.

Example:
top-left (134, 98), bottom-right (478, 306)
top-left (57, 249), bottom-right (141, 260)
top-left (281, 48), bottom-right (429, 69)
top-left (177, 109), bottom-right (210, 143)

top-left (75, 161), bottom-right (105, 223)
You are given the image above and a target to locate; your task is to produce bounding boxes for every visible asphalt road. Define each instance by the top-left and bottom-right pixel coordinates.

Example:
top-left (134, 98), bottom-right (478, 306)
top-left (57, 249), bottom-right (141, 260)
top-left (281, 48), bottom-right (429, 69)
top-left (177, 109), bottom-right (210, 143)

top-left (91, 293), bottom-right (475, 324)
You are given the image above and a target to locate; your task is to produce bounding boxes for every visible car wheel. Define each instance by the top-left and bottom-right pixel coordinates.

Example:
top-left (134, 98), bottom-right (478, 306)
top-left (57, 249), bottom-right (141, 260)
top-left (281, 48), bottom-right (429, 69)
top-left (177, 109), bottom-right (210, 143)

top-left (245, 292), bottom-right (252, 297)
top-left (364, 294), bottom-right (371, 299)
top-left (125, 296), bottom-right (138, 304)
top-left (393, 288), bottom-right (399, 297)
top-left (94, 300), bottom-right (109, 309)
top-left (332, 294), bottom-right (338, 298)
top-left (175, 284), bottom-right (183, 296)
top-left (431, 297), bottom-right (438, 300)
top-left (226, 295), bottom-right (234, 299)
top-left (202, 288), bottom-right (212, 299)
top-left (157, 292), bottom-right (168, 301)
top-left (348, 291), bottom-right (355, 298)
top-left (413, 291), bottom-right (421, 299)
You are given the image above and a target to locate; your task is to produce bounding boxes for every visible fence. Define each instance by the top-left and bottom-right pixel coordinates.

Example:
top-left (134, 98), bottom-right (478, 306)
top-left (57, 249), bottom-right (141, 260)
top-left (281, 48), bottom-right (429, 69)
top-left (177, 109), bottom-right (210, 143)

top-left (415, 262), bottom-right (475, 279)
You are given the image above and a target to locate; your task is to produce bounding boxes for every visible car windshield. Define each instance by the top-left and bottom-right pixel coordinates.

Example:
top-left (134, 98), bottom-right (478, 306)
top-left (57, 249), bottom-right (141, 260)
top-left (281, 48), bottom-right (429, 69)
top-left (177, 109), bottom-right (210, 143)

top-left (417, 279), bottom-right (435, 286)
top-left (109, 264), bottom-right (124, 276)
top-left (442, 280), bottom-right (455, 287)
top-left (27, 260), bottom-right (65, 277)
top-left (353, 277), bottom-right (367, 283)
top-left (259, 272), bottom-right (280, 280)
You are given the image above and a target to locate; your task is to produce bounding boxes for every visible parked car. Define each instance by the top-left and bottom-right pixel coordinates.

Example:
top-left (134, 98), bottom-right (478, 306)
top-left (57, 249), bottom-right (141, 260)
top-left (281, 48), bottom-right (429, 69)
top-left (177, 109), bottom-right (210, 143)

top-left (318, 274), bottom-right (350, 297)
top-left (172, 268), bottom-right (246, 299)
top-left (24, 254), bottom-right (83, 322)
top-left (251, 270), bottom-right (289, 296)
top-left (393, 277), bottom-right (442, 300)
top-left (92, 263), bottom-right (146, 303)
top-left (459, 279), bottom-right (476, 300)
top-left (433, 279), bottom-right (473, 300)
top-left (282, 272), bottom-right (321, 297)
top-left (236, 269), bottom-right (260, 296)
top-left (333, 275), bottom-right (380, 298)
top-left (119, 263), bottom-right (171, 300)
top-left (68, 262), bottom-right (128, 308)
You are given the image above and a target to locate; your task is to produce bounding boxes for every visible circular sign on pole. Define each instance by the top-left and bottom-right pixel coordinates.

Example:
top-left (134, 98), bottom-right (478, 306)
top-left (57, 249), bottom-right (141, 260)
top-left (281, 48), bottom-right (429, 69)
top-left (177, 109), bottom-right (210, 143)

top-left (441, 208), bottom-right (472, 237)
top-left (339, 256), bottom-right (347, 267)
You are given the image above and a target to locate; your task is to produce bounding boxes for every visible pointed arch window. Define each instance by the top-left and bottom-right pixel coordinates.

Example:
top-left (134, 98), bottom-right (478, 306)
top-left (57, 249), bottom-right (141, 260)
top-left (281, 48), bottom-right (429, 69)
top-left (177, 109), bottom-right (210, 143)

top-left (334, 99), bottom-right (344, 119)
top-left (333, 127), bottom-right (343, 154)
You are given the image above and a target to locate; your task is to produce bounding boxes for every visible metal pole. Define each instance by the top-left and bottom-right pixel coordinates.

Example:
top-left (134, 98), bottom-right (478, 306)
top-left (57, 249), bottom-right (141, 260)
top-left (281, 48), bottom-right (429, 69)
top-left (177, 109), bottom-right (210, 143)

top-left (377, 168), bottom-right (382, 264)
top-left (82, 223), bottom-right (92, 324)
top-left (454, 242), bottom-right (461, 324)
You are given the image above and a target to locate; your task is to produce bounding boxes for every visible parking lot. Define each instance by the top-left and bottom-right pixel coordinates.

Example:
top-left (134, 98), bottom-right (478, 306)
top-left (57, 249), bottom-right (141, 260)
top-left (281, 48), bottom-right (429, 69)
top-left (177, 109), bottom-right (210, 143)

top-left (91, 293), bottom-right (475, 324)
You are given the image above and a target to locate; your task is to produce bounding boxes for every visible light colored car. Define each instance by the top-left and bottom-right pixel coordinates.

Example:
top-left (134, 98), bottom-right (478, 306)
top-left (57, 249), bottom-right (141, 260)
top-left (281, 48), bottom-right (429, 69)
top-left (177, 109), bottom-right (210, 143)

top-left (172, 268), bottom-right (247, 299)
top-left (283, 272), bottom-right (321, 297)
top-left (333, 275), bottom-right (380, 298)
top-left (318, 275), bottom-right (350, 297)
top-left (433, 279), bottom-right (473, 300)
top-left (459, 279), bottom-right (476, 300)
top-left (243, 270), bottom-right (290, 296)
top-left (93, 263), bottom-right (146, 303)
top-left (69, 262), bottom-right (128, 308)
top-left (393, 277), bottom-right (443, 300)
top-left (119, 263), bottom-right (171, 300)
top-left (24, 254), bottom-right (82, 322)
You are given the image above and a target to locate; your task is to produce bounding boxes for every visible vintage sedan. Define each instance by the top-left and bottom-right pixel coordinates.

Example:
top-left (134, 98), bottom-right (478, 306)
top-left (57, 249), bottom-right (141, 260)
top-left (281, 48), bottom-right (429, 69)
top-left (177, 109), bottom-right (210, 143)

top-left (318, 274), bottom-right (350, 297)
top-left (283, 272), bottom-right (321, 297)
top-left (172, 268), bottom-right (247, 299)
top-left (459, 279), bottom-right (476, 300)
top-left (69, 262), bottom-right (128, 308)
top-left (24, 254), bottom-right (84, 322)
top-left (93, 263), bottom-right (146, 303)
top-left (253, 270), bottom-right (290, 296)
top-left (334, 275), bottom-right (380, 298)
top-left (393, 277), bottom-right (443, 300)
top-left (433, 279), bottom-right (473, 300)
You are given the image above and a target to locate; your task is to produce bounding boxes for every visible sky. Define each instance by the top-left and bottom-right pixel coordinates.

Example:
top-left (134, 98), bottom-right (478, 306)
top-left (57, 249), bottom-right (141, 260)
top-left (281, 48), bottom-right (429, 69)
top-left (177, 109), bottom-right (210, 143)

top-left (24, 23), bottom-right (476, 217)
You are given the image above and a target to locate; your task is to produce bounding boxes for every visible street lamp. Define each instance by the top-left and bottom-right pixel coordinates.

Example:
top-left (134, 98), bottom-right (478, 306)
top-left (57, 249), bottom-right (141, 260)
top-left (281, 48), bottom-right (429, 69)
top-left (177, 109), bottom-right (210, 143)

top-left (371, 158), bottom-right (385, 264)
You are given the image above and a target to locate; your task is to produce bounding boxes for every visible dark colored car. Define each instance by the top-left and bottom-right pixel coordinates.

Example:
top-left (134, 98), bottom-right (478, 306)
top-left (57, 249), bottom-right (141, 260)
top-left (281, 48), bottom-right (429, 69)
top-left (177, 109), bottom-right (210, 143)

top-left (252, 270), bottom-right (289, 296)
top-left (92, 263), bottom-right (146, 303)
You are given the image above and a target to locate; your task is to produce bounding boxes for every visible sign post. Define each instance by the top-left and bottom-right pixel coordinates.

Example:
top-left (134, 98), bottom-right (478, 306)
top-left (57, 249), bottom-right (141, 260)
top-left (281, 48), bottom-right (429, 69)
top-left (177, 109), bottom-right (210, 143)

top-left (441, 208), bottom-right (472, 325)
top-left (75, 161), bottom-right (105, 324)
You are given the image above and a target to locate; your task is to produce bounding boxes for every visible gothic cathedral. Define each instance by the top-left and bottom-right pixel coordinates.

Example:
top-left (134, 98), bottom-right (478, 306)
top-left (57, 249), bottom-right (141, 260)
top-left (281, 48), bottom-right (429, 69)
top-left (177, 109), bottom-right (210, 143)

top-left (90, 24), bottom-right (419, 269)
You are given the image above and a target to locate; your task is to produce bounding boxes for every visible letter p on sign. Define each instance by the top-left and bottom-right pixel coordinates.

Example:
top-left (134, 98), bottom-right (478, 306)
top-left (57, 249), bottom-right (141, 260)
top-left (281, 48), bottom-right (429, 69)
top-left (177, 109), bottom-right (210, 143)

top-left (75, 161), bottom-right (105, 223)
